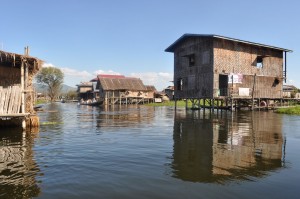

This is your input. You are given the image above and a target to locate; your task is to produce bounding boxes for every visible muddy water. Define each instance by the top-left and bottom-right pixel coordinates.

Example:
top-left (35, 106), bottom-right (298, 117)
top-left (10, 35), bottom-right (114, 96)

top-left (0, 103), bottom-right (300, 198)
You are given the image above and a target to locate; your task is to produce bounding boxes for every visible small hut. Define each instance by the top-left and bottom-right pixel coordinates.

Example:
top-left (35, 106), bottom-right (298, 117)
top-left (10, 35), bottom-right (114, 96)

top-left (0, 48), bottom-right (43, 129)
top-left (96, 74), bottom-right (154, 105)
top-left (76, 82), bottom-right (94, 101)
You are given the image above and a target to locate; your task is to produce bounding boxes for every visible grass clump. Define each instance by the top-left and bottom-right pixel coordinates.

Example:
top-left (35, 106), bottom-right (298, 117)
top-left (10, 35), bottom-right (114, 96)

top-left (35, 99), bottom-right (48, 105)
top-left (145, 100), bottom-right (216, 108)
top-left (275, 106), bottom-right (300, 115)
top-left (146, 100), bottom-right (191, 107)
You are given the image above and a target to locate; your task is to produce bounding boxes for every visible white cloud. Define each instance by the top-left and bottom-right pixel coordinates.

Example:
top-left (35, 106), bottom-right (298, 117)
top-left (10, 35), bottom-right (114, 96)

top-left (42, 62), bottom-right (55, 68)
top-left (40, 64), bottom-right (173, 90)
top-left (130, 72), bottom-right (173, 91)
top-left (92, 70), bottom-right (121, 76)
top-left (61, 68), bottom-right (124, 87)
top-left (61, 67), bottom-right (93, 79)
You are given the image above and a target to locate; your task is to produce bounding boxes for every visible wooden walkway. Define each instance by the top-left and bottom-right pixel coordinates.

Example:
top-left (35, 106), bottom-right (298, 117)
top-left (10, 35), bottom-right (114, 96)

top-left (0, 85), bottom-right (27, 117)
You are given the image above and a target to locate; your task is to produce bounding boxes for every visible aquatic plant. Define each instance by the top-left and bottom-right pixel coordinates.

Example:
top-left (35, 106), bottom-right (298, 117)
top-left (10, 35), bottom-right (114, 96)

top-left (275, 106), bottom-right (300, 115)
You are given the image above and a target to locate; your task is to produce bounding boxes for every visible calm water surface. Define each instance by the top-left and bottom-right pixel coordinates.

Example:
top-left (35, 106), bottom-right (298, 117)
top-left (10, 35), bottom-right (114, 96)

top-left (1, 103), bottom-right (300, 198)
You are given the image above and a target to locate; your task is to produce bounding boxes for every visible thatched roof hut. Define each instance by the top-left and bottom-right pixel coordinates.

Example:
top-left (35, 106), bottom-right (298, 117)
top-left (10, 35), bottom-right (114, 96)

top-left (96, 74), bottom-right (156, 105)
top-left (97, 74), bottom-right (147, 91)
top-left (0, 49), bottom-right (43, 128)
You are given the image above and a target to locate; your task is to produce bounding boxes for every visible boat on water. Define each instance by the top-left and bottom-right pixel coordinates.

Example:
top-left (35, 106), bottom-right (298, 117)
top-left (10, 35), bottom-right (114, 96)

top-left (79, 99), bottom-right (103, 106)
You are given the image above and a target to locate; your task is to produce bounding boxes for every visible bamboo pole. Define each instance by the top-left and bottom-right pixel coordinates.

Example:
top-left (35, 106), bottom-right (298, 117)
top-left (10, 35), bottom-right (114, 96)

top-left (21, 60), bottom-right (26, 129)
top-left (252, 74), bottom-right (256, 110)
top-left (185, 99), bottom-right (188, 110)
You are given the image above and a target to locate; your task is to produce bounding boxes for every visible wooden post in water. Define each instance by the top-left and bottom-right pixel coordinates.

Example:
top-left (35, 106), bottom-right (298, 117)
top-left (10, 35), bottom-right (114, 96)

top-left (252, 74), bottom-right (256, 110)
top-left (21, 60), bottom-right (26, 129)
top-left (185, 99), bottom-right (188, 110)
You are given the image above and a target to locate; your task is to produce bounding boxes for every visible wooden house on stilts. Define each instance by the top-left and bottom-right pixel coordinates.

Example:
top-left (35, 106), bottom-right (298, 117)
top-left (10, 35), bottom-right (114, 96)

top-left (165, 34), bottom-right (292, 110)
top-left (0, 48), bottom-right (43, 129)
top-left (97, 74), bottom-right (156, 105)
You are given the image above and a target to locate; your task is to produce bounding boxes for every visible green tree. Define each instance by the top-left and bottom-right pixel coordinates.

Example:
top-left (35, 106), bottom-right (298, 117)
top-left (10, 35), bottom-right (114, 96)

top-left (65, 90), bottom-right (78, 100)
top-left (36, 67), bottom-right (64, 101)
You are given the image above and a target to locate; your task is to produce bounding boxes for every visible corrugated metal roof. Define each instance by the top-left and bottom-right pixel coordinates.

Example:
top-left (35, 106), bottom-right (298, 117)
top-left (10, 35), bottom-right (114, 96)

top-left (98, 76), bottom-right (147, 91)
top-left (165, 34), bottom-right (293, 53)
top-left (98, 74), bottom-right (125, 79)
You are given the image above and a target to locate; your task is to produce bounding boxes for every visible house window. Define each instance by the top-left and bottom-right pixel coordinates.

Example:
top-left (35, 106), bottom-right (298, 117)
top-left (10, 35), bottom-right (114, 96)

top-left (177, 78), bottom-right (183, 90)
top-left (188, 54), bottom-right (195, 66)
top-left (202, 51), bottom-right (210, 64)
top-left (183, 54), bottom-right (195, 67)
top-left (256, 56), bottom-right (263, 68)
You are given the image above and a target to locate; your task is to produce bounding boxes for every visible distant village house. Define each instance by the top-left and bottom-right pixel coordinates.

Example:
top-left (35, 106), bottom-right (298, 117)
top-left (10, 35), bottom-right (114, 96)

top-left (97, 74), bottom-right (156, 105)
top-left (77, 74), bottom-right (156, 105)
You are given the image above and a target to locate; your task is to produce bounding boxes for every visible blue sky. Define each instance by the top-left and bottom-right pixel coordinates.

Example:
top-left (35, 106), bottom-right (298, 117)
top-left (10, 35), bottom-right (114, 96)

top-left (0, 0), bottom-right (299, 90)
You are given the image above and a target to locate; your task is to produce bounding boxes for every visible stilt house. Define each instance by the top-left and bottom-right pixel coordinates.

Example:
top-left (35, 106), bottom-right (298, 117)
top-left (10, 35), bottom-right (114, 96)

top-left (0, 49), bottom-right (43, 128)
top-left (165, 34), bottom-right (292, 108)
top-left (76, 82), bottom-right (94, 101)
top-left (97, 74), bottom-right (155, 105)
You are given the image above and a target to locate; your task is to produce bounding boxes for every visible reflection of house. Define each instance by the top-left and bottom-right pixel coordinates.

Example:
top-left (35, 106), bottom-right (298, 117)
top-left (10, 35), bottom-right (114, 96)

top-left (0, 49), bottom-right (43, 128)
top-left (95, 105), bottom-right (155, 128)
top-left (165, 34), bottom-right (292, 108)
top-left (0, 128), bottom-right (40, 198)
top-left (171, 111), bottom-right (284, 183)
top-left (97, 74), bottom-right (156, 105)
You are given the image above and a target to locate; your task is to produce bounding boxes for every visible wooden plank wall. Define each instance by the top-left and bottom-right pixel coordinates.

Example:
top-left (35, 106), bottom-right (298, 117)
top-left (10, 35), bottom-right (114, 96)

top-left (173, 37), bottom-right (214, 99)
top-left (0, 85), bottom-right (22, 114)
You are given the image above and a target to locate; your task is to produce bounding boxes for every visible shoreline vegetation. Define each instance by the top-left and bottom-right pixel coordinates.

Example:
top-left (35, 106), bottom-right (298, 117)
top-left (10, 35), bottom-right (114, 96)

top-left (35, 99), bottom-right (48, 105)
top-left (146, 100), bottom-right (207, 108)
top-left (146, 100), bottom-right (300, 115)
top-left (275, 106), bottom-right (300, 115)
top-left (36, 100), bottom-right (300, 115)
top-left (145, 100), bottom-right (220, 108)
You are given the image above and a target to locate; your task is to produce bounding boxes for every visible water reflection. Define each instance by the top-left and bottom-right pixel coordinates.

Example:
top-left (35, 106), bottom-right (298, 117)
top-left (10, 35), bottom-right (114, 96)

top-left (96, 105), bottom-right (155, 128)
top-left (172, 111), bottom-right (285, 183)
top-left (0, 127), bottom-right (41, 198)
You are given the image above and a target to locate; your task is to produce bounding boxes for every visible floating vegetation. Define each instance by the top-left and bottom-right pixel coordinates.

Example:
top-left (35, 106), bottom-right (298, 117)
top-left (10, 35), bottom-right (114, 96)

top-left (275, 106), bottom-right (300, 115)
top-left (41, 121), bottom-right (64, 125)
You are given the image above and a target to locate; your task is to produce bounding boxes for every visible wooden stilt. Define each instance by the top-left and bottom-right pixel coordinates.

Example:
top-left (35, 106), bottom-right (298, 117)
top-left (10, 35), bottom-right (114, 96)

top-left (185, 99), bottom-right (188, 110)
top-left (252, 74), bottom-right (256, 110)
top-left (21, 60), bottom-right (26, 130)
top-left (235, 100), bottom-right (237, 111)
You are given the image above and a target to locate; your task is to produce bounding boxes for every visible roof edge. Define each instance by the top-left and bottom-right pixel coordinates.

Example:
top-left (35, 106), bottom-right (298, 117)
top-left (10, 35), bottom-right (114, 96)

top-left (165, 34), bottom-right (293, 53)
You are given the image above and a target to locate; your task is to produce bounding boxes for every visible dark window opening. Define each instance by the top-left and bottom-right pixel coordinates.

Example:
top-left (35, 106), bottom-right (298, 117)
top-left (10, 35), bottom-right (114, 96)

top-left (219, 74), bottom-right (228, 96)
top-left (188, 55), bottom-right (195, 66)
top-left (177, 78), bottom-right (183, 91)
top-left (256, 56), bottom-right (263, 68)
top-left (272, 78), bottom-right (280, 87)
top-left (183, 54), bottom-right (195, 67)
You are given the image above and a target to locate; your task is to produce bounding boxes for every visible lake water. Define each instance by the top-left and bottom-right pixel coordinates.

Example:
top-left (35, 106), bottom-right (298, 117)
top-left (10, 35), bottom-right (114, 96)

top-left (1, 103), bottom-right (300, 199)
